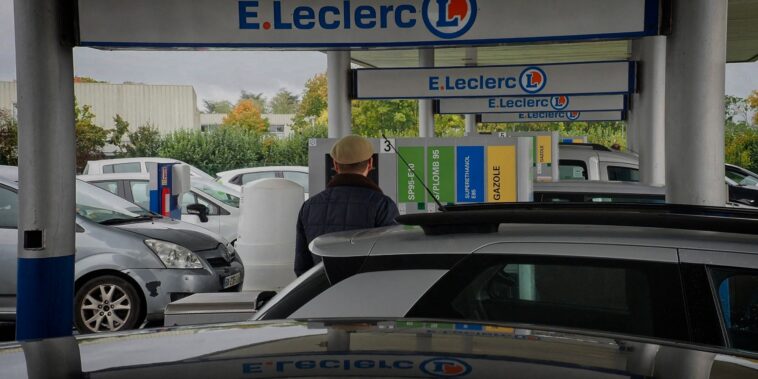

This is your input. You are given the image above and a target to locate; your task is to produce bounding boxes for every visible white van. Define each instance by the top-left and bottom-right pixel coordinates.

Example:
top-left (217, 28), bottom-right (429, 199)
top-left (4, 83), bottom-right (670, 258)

top-left (79, 173), bottom-right (241, 243)
top-left (84, 157), bottom-right (216, 182)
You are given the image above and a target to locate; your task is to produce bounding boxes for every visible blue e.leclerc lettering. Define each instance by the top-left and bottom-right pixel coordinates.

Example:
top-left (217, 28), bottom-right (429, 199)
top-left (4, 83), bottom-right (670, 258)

top-left (488, 97), bottom-right (551, 110)
top-left (429, 75), bottom-right (517, 92)
top-left (518, 111), bottom-right (574, 119)
top-left (243, 359), bottom-right (416, 374)
top-left (239, 1), bottom-right (418, 31)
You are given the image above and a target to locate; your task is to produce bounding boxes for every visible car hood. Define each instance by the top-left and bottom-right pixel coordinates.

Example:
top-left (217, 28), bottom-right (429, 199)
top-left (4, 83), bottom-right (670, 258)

top-left (1, 320), bottom-right (756, 378)
top-left (115, 218), bottom-right (223, 251)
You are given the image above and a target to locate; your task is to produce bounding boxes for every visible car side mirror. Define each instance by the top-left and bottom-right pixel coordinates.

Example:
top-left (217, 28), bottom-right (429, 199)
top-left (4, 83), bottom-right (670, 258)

top-left (187, 203), bottom-right (209, 223)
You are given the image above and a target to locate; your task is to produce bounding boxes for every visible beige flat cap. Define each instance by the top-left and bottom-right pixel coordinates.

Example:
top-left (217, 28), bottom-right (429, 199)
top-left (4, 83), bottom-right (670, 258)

top-left (330, 135), bottom-right (374, 164)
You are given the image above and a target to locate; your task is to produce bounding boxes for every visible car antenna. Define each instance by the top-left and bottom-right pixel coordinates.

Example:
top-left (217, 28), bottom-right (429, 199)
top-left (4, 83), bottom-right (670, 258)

top-left (381, 132), bottom-right (446, 212)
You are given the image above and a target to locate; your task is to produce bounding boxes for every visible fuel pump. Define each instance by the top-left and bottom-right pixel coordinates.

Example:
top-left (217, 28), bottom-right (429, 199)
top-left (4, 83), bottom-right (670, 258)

top-left (148, 162), bottom-right (191, 219)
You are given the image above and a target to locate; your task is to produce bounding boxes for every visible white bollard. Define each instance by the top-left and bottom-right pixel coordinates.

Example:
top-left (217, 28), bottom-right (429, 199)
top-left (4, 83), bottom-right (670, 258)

top-left (236, 178), bottom-right (304, 291)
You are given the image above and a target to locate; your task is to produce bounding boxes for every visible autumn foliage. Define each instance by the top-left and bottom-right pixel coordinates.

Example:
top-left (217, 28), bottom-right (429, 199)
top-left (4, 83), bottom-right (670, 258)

top-left (223, 99), bottom-right (269, 132)
top-left (748, 90), bottom-right (758, 125)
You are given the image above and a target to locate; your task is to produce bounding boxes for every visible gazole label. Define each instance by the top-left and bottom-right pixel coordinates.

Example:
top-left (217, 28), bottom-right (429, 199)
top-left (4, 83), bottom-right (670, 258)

top-left (487, 146), bottom-right (516, 203)
top-left (456, 146), bottom-right (484, 203)
top-left (436, 94), bottom-right (626, 114)
top-left (427, 146), bottom-right (455, 203)
top-left (397, 146), bottom-right (426, 203)
top-left (77, 0), bottom-right (657, 48)
top-left (481, 111), bottom-right (625, 123)
top-left (535, 135), bottom-right (552, 165)
top-left (354, 62), bottom-right (635, 99)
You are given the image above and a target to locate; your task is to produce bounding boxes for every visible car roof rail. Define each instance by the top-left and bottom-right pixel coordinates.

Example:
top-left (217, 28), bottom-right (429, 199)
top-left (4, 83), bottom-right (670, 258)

top-left (397, 203), bottom-right (758, 236)
top-left (559, 142), bottom-right (613, 152)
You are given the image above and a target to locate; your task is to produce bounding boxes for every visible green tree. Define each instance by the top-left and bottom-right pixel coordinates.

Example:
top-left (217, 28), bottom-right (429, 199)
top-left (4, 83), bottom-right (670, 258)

top-left (240, 91), bottom-right (267, 113)
top-left (352, 99), bottom-right (418, 137)
top-left (202, 100), bottom-right (233, 114)
top-left (293, 73), bottom-right (328, 130)
top-left (434, 114), bottom-right (466, 137)
top-left (108, 114), bottom-right (131, 156)
top-left (0, 109), bottom-right (18, 165)
top-left (223, 99), bottom-right (270, 132)
top-left (126, 124), bottom-right (163, 157)
top-left (725, 121), bottom-right (758, 172)
top-left (268, 89), bottom-right (300, 114)
top-left (75, 101), bottom-right (108, 172)
top-left (74, 76), bottom-right (106, 83)
top-left (160, 127), bottom-right (264, 174)
top-left (478, 121), bottom-right (628, 150)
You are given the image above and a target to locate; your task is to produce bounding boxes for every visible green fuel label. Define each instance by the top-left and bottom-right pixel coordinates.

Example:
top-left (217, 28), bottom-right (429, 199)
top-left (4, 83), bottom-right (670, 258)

top-left (427, 146), bottom-right (455, 203)
top-left (397, 146), bottom-right (426, 203)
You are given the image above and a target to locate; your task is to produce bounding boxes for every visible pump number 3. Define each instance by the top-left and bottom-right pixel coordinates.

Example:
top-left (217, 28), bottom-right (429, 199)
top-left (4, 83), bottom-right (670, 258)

top-left (381, 138), bottom-right (395, 154)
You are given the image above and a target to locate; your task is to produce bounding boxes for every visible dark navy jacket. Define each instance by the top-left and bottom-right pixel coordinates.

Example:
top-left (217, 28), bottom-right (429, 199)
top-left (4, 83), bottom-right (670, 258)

top-left (295, 173), bottom-right (399, 276)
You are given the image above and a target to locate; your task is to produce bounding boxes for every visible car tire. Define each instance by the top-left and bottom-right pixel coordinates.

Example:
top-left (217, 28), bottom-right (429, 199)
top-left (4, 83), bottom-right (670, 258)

top-left (74, 275), bottom-right (143, 334)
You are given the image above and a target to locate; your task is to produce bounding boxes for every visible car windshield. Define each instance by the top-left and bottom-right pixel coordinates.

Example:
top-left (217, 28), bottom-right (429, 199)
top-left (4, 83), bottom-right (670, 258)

top-left (192, 180), bottom-right (240, 208)
top-left (726, 168), bottom-right (758, 187)
top-left (190, 166), bottom-right (217, 182)
top-left (76, 180), bottom-right (153, 223)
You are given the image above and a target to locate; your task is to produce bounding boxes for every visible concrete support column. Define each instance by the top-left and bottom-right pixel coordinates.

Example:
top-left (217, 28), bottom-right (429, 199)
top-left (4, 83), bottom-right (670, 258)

top-left (464, 115), bottom-right (477, 136)
top-left (626, 109), bottom-right (639, 153)
top-left (634, 36), bottom-right (667, 187)
top-left (464, 48), bottom-right (478, 136)
top-left (418, 49), bottom-right (435, 137)
top-left (327, 50), bottom-right (352, 138)
top-left (14, 0), bottom-right (77, 341)
top-left (665, 0), bottom-right (727, 205)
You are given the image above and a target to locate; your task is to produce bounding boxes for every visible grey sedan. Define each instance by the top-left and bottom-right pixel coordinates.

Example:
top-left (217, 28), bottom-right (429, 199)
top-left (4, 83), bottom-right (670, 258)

top-left (0, 177), bottom-right (243, 333)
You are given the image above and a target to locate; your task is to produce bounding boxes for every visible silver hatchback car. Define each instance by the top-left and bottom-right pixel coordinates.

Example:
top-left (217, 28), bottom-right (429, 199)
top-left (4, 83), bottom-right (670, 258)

top-left (255, 203), bottom-right (758, 355)
top-left (0, 176), bottom-right (243, 334)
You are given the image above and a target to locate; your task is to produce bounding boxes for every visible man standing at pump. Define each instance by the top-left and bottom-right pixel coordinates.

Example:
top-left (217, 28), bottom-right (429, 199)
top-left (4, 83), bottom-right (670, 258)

top-left (294, 135), bottom-right (399, 277)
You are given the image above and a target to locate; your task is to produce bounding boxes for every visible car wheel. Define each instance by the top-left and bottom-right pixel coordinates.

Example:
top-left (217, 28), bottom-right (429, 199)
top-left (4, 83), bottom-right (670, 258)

top-left (75, 275), bottom-right (142, 333)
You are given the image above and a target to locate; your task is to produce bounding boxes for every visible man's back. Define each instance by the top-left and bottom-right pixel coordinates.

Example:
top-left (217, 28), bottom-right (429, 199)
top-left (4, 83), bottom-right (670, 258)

top-left (295, 173), bottom-right (399, 276)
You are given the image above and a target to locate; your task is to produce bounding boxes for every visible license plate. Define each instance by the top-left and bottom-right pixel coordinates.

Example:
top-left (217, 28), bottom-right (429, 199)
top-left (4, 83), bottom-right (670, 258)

top-left (223, 273), bottom-right (241, 289)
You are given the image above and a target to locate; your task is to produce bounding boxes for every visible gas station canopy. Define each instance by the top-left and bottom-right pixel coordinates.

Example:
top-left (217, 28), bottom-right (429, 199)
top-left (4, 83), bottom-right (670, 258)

top-left (350, 0), bottom-right (758, 67)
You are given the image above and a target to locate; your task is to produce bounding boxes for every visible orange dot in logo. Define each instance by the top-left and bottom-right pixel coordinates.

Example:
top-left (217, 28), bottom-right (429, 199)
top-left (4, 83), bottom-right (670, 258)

top-left (263, 22), bottom-right (271, 30)
top-left (440, 86), bottom-right (445, 91)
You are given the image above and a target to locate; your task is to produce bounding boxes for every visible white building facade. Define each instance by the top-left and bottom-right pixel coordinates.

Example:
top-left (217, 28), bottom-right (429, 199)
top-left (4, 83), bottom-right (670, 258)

top-left (200, 112), bottom-right (295, 138)
top-left (0, 81), bottom-right (201, 134)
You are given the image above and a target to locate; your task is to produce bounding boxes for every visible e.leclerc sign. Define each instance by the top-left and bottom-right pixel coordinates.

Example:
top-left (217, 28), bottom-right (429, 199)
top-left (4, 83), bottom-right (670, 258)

top-left (76, 0), bottom-right (658, 48)
top-left (353, 62), bottom-right (635, 99)
top-left (481, 111), bottom-right (625, 123)
top-left (436, 94), bottom-right (627, 114)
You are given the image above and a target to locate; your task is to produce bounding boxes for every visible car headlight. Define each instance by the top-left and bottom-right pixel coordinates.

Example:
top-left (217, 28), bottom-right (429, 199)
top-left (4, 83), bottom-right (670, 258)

top-left (145, 239), bottom-right (203, 269)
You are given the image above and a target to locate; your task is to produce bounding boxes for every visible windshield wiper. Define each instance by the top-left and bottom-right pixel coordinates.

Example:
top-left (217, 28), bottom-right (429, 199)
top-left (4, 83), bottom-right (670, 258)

top-left (99, 215), bottom-right (156, 225)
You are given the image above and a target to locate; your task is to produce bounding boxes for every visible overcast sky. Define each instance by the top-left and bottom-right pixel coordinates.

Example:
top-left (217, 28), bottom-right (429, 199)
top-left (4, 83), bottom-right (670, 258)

top-left (1, 0), bottom-right (757, 109)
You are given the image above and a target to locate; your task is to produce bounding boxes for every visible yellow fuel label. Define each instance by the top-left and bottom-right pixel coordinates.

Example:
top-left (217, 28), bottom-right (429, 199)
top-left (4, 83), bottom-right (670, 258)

top-left (487, 146), bottom-right (516, 203)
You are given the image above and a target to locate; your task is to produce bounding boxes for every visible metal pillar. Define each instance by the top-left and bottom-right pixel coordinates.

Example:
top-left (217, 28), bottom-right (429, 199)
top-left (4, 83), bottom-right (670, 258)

top-left (15, 0), bottom-right (77, 340)
top-left (517, 137), bottom-right (534, 201)
top-left (464, 115), bottom-right (477, 136)
top-left (327, 50), bottom-right (352, 138)
top-left (22, 337), bottom-right (82, 379)
top-left (665, 0), bottom-right (727, 206)
top-left (464, 48), bottom-right (478, 136)
top-left (418, 49), bottom-right (435, 137)
top-left (634, 36), bottom-right (667, 187)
